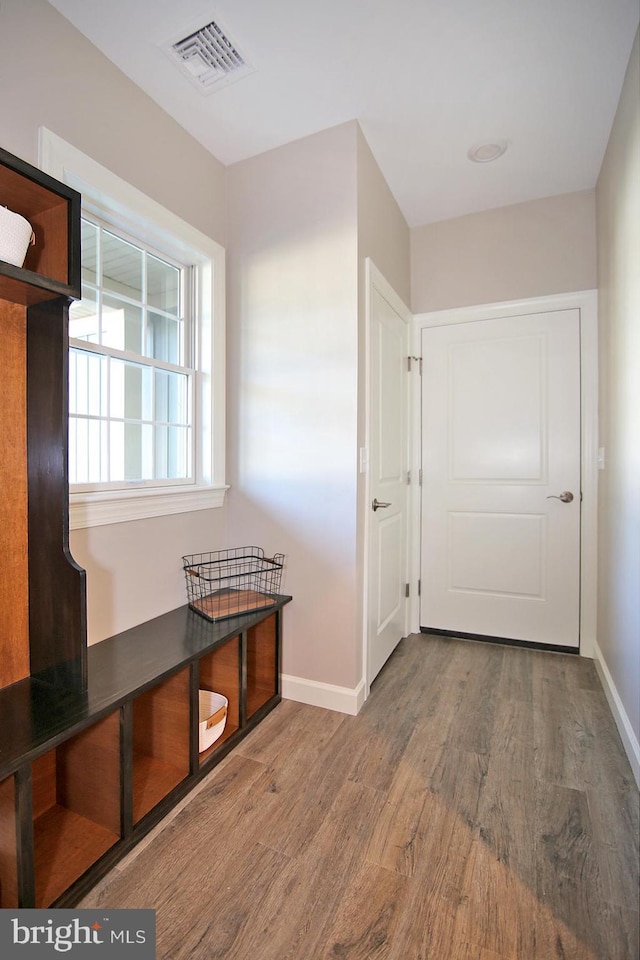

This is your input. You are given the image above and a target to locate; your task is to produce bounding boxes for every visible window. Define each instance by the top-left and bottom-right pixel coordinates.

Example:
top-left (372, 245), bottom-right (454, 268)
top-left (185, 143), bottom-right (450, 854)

top-left (39, 129), bottom-right (227, 529)
top-left (69, 218), bottom-right (193, 487)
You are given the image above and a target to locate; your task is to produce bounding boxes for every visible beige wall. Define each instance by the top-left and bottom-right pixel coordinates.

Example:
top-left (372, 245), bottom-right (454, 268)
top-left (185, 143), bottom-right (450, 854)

top-left (0, 0), bottom-right (227, 246)
top-left (357, 128), bottom-right (411, 306)
top-left (0, 0), bottom-right (230, 644)
top-left (227, 123), bottom-right (361, 688)
top-left (411, 190), bottom-right (597, 313)
top-left (595, 29), bottom-right (640, 749)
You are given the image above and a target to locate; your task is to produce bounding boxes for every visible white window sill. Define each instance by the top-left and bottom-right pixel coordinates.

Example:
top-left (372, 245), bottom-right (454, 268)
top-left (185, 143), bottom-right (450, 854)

top-left (69, 484), bottom-right (229, 530)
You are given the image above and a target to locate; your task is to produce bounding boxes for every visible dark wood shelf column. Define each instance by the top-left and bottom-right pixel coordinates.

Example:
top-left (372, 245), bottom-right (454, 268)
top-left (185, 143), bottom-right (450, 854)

top-left (27, 297), bottom-right (86, 690)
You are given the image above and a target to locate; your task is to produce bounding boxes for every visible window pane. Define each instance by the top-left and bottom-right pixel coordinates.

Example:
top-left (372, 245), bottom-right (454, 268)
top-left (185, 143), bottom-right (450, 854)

top-left (69, 349), bottom-right (107, 417)
top-left (69, 417), bottom-right (108, 484)
top-left (103, 294), bottom-right (143, 353)
top-left (102, 230), bottom-right (142, 300)
top-left (147, 255), bottom-right (180, 317)
top-left (155, 425), bottom-right (190, 479)
top-left (123, 422), bottom-right (153, 481)
top-left (69, 286), bottom-right (100, 342)
top-left (147, 311), bottom-right (180, 363)
top-left (81, 220), bottom-right (98, 284)
top-left (154, 369), bottom-right (188, 425)
top-left (110, 359), bottom-right (152, 421)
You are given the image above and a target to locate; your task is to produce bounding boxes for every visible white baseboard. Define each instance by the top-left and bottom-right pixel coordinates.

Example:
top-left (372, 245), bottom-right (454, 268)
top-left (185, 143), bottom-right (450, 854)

top-left (592, 639), bottom-right (640, 788)
top-left (281, 674), bottom-right (366, 716)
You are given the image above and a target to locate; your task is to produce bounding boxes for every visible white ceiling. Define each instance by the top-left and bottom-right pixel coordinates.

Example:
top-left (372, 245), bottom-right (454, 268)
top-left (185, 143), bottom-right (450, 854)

top-left (47, 0), bottom-right (639, 227)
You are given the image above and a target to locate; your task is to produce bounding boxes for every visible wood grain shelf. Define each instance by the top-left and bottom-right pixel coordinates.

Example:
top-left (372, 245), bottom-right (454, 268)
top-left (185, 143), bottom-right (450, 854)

top-left (132, 669), bottom-right (190, 823)
top-left (132, 758), bottom-right (189, 825)
top-left (34, 806), bottom-right (119, 908)
top-left (31, 711), bottom-right (121, 906)
top-left (198, 635), bottom-right (241, 767)
top-left (0, 145), bottom-right (80, 302)
top-left (247, 615), bottom-right (278, 719)
top-left (198, 724), bottom-right (240, 765)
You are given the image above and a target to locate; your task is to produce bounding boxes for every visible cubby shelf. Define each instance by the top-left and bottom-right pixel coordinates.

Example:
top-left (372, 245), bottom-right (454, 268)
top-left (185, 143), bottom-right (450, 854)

top-left (0, 597), bottom-right (290, 908)
top-left (198, 635), bottom-right (241, 766)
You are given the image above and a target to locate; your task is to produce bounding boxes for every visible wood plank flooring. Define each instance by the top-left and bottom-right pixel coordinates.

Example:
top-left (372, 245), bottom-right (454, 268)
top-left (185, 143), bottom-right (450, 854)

top-left (80, 634), bottom-right (640, 959)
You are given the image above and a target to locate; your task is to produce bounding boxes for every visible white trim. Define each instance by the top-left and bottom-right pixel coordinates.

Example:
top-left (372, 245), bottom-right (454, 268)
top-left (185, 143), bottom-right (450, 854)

top-left (70, 484), bottom-right (229, 530)
top-left (281, 674), bottom-right (366, 716)
top-left (38, 128), bottom-right (227, 525)
top-left (412, 290), bottom-right (599, 658)
top-left (362, 259), bottom-right (413, 701)
top-left (592, 639), bottom-right (640, 788)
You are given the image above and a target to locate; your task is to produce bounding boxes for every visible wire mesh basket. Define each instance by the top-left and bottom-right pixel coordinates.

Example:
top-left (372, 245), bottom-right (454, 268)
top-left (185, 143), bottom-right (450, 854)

top-left (183, 546), bottom-right (285, 622)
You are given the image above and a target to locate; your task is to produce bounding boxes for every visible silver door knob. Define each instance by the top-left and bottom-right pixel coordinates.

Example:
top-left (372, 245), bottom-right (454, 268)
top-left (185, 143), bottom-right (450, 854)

top-left (372, 498), bottom-right (392, 511)
top-left (547, 491), bottom-right (574, 503)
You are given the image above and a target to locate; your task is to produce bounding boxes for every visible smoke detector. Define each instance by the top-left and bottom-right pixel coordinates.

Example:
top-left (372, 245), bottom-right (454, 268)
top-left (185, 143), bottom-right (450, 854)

top-left (165, 18), bottom-right (253, 94)
top-left (467, 141), bottom-right (509, 163)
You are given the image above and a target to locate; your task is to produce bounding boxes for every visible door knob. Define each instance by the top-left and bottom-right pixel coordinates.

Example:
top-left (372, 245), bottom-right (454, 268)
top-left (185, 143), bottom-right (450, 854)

top-left (372, 498), bottom-right (392, 511)
top-left (546, 491), bottom-right (574, 503)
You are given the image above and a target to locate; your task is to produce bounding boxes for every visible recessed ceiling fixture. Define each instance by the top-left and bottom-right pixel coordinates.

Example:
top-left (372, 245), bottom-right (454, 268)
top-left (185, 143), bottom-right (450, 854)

top-left (165, 18), bottom-right (253, 94)
top-left (467, 140), bottom-right (509, 163)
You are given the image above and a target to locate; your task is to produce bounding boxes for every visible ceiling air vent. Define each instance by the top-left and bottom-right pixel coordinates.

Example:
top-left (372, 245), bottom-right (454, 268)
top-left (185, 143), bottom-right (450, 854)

top-left (166, 19), bottom-right (252, 93)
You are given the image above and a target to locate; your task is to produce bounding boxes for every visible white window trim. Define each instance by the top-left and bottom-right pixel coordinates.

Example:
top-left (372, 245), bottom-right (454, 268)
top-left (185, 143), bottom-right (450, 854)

top-left (39, 128), bottom-right (228, 529)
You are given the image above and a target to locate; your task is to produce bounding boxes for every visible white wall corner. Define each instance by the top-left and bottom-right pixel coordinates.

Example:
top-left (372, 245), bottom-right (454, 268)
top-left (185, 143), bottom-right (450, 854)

top-left (592, 638), bottom-right (640, 788)
top-left (281, 674), bottom-right (366, 716)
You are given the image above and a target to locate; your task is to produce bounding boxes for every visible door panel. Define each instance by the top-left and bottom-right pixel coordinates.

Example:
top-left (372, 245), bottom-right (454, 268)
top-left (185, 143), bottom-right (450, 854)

top-left (421, 309), bottom-right (581, 648)
top-left (368, 282), bottom-right (409, 684)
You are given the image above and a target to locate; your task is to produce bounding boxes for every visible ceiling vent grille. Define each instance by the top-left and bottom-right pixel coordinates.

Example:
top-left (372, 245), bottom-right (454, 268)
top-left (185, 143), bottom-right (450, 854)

top-left (167, 19), bottom-right (252, 93)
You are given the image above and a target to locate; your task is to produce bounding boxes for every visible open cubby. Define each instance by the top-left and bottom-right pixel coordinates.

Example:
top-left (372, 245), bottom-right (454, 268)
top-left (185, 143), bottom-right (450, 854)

top-left (246, 614), bottom-right (278, 719)
top-left (0, 774), bottom-right (18, 908)
top-left (32, 711), bottom-right (121, 907)
top-left (132, 668), bottom-right (191, 823)
top-left (0, 146), bottom-right (79, 305)
top-left (198, 635), bottom-right (241, 765)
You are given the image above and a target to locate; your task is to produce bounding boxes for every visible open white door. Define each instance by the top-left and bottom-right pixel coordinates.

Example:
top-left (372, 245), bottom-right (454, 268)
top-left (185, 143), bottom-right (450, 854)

top-left (366, 265), bottom-right (411, 686)
top-left (420, 308), bottom-right (581, 648)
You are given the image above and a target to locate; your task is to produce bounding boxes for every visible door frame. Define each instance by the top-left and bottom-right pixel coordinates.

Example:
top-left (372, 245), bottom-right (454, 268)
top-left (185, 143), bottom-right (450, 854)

top-left (362, 259), bottom-right (412, 700)
top-left (411, 290), bottom-right (598, 658)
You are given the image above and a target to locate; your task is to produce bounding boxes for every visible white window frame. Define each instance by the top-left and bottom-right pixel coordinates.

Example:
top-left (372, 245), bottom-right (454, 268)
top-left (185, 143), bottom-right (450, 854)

top-left (39, 129), bottom-right (227, 529)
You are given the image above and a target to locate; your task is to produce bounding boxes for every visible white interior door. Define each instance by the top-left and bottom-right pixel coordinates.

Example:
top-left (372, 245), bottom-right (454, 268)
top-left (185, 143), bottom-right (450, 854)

top-left (420, 308), bottom-right (581, 648)
top-left (367, 272), bottom-right (410, 685)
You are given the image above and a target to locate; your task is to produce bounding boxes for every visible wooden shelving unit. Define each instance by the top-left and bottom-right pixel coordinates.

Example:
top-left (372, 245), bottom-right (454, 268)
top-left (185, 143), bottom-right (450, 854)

top-left (0, 144), bottom-right (291, 909)
top-left (132, 670), bottom-right (190, 823)
top-left (0, 145), bottom-right (85, 694)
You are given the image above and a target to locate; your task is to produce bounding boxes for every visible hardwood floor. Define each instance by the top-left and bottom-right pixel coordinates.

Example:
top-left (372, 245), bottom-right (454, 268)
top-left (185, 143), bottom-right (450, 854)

top-left (80, 634), bottom-right (640, 959)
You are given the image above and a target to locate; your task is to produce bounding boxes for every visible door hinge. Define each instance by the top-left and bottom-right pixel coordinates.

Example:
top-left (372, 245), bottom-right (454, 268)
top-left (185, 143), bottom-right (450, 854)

top-left (419, 468), bottom-right (423, 486)
top-left (407, 356), bottom-right (412, 372)
top-left (405, 583), bottom-right (410, 598)
top-left (407, 356), bottom-right (423, 374)
top-left (407, 470), bottom-right (411, 485)
top-left (418, 579), bottom-right (421, 596)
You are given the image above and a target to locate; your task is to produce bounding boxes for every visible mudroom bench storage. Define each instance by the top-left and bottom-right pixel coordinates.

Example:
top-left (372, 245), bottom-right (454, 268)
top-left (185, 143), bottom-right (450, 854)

top-left (0, 142), bottom-right (291, 909)
top-left (0, 597), bottom-right (291, 908)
